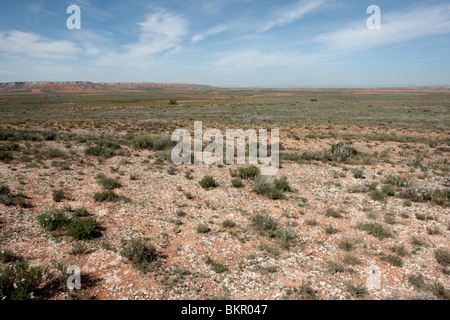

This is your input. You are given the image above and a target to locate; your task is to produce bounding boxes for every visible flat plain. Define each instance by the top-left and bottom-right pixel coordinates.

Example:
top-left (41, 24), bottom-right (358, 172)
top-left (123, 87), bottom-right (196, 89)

top-left (0, 84), bottom-right (449, 300)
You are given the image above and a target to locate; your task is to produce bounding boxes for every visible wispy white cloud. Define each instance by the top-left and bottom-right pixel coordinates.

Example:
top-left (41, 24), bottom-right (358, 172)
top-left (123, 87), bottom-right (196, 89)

top-left (314, 4), bottom-right (450, 53)
top-left (0, 30), bottom-right (81, 60)
top-left (261, 0), bottom-right (328, 32)
top-left (124, 10), bottom-right (188, 60)
top-left (192, 24), bottom-right (228, 43)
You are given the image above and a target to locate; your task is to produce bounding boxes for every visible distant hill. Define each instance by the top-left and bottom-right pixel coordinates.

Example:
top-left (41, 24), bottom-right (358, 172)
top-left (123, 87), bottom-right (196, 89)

top-left (0, 81), bottom-right (216, 92)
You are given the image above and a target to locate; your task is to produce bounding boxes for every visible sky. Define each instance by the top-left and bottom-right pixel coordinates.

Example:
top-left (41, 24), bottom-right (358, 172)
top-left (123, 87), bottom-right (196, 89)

top-left (0, 0), bottom-right (449, 87)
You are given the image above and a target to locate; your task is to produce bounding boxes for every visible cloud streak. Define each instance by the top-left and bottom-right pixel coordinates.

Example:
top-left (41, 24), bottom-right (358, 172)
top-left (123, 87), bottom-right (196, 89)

top-left (261, 0), bottom-right (327, 32)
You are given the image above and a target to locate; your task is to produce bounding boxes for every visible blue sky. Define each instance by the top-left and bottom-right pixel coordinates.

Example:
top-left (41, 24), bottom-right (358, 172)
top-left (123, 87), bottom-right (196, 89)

top-left (0, 0), bottom-right (449, 87)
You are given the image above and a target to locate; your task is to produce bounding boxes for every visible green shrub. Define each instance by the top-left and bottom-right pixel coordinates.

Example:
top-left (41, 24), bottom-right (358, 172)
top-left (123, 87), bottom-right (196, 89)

top-left (267, 188), bottom-right (284, 199)
top-left (434, 249), bottom-right (450, 267)
top-left (85, 145), bottom-right (115, 157)
top-left (385, 175), bottom-right (408, 187)
top-left (238, 165), bottom-right (260, 179)
top-left (370, 190), bottom-right (387, 202)
top-left (100, 177), bottom-right (121, 190)
top-left (325, 208), bottom-right (343, 219)
top-left (0, 186), bottom-right (29, 208)
top-left (358, 222), bottom-right (391, 240)
top-left (274, 176), bottom-right (292, 192)
top-left (52, 189), bottom-right (67, 202)
top-left (381, 185), bottom-right (396, 196)
top-left (211, 261), bottom-right (227, 273)
top-left (68, 217), bottom-right (101, 240)
top-left (381, 254), bottom-right (403, 267)
top-left (196, 224), bottom-right (211, 233)
top-left (231, 178), bottom-right (244, 188)
top-left (120, 238), bottom-right (158, 273)
top-left (38, 211), bottom-right (70, 231)
top-left (351, 168), bottom-right (365, 179)
top-left (199, 176), bottom-right (218, 190)
top-left (324, 224), bottom-right (339, 234)
top-left (347, 283), bottom-right (367, 298)
top-left (0, 260), bottom-right (43, 300)
top-left (222, 219), bottom-right (236, 228)
top-left (132, 135), bottom-right (174, 151)
top-left (252, 213), bottom-right (277, 236)
top-left (94, 190), bottom-right (120, 202)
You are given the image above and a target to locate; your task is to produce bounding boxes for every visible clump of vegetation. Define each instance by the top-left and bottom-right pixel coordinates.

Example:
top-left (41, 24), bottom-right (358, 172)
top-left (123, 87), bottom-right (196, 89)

top-left (0, 260), bottom-right (44, 300)
top-left (357, 222), bottom-right (391, 240)
top-left (347, 283), bottom-right (367, 298)
top-left (85, 144), bottom-right (115, 158)
top-left (68, 217), bottom-right (101, 240)
top-left (196, 223), bottom-right (211, 233)
top-left (0, 185), bottom-right (30, 208)
top-left (38, 210), bottom-right (70, 232)
top-left (253, 175), bottom-right (290, 199)
top-left (132, 135), bottom-right (174, 151)
top-left (274, 176), bottom-right (292, 192)
top-left (329, 143), bottom-right (358, 162)
top-left (120, 238), bottom-right (159, 273)
top-left (238, 165), bottom-right (260, 179)
top-left (251, 213), bottom-right (294, 248)
top-left (206, 258), bottom-right (227, 273)
top-left (351, 168), bottom-right (365, 179)
top-left (96, 174), bottom-right (121, 190)
top-left (252, 213), bottom-right (278, 237)
top-left (381, 253), bottom-right (404, 267)
top-left (222, 219), bottom-right (236, 228)
top-left (325, 208), bottom-right (343, 219)
top-left (434, 248), bottom-right (450, 267)
top-left (93, 190), bottom-right (120, 202)
top-left (324, 224), bottom-right (339, 234)
top-left (52, 189), bottom-right (67, 202)
top-left (231, 178), bottom-right (244, 188)
top-left (38, 209), bottom-right (101, 240)
top-left (370, 190), bottom-right (387, 202)
top-left (338, 239), bottom-right (356, 252)
top-left (288, 281), bottom-right (319, 300)
top-left (199, 176), bottom-right (218, 190)
top-left (385, 175), bottom-right (409, 187)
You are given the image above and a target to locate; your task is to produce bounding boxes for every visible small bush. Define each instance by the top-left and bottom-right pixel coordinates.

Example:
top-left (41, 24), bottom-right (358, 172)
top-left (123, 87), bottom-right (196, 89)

top-left (324, 224), bottom-right (339, 234)
top-left (252, 213), bottom-right (277, 236)
top-left (370, 190), bottom-right (387, 202)
top-left (434, 249), bottom-right (450, 267)
top-left (338, 239), bottom-right (356, 252)
top-left (358, 222), bottom-right (391, 240)
top-left (222, 219), bottom-right (236, 228)
top-left (120, 238), bottom-right (158, 273)
top-left (231, 178), bottom-right (244, 188)
top-left (325, 208), bottom-right (343, 219)
top-left (0, 260), bottom-right (43, 300)
top-left (199, 176), bottom-right (218, 190)
top-left (196, 224), bottom-right (211, 233)
top-left (100, 177), bottom-right (121, 190)
top-left (238, 165), bottom-right (260, 179)
top-left (52, 189), bottom-right (67, 202)
top-left (68, 217), bottom-right (101, 240)
top-left (347, 283), bottom-right (367, 298)
top-left (381, 185), bottom-right (396, 196)
top-left (85, 145), bottom-right (115, 157)
top-left (274, 176), bottom-right (292, 192)
top-left (38, 211), bottom-right (70, 232)
top-left (351, 168), bottom-right (365, 179)
top-left (381, 254), bottom-right (403, 267)
top-left (132, 135), bottom-right (174, 151)
top-left (385, 175), bottom-right (408, 187)
top-left (94, 190), bottom-right (120, 202)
